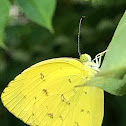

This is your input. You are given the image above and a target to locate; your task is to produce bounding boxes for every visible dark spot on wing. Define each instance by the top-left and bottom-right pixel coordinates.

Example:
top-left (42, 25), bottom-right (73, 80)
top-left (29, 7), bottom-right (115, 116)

top-left (43, 89), bottom-right (48, 96)
top-left (61, 94), bottom-right (70, 105)
top-left (84, 91), bottom-right (87, 94)
top-left (74, 121), bottom-right (79, 126)
top-left (81, 109), bottom-right (84, 112)
top-left (35, 97), bottom-right (37, 99)
top-left (68, 79), bottom-right (72, 83)
top-left (59, 115), bottom-right (63, 121)
top-left (40, 73), bottom-right (45, 80)
top-left (85, 76), bottom-right (88, 79)
top-left (87, 111), bottom-right (90, 114)
top-left (48, 113), bottom-right (53, 118)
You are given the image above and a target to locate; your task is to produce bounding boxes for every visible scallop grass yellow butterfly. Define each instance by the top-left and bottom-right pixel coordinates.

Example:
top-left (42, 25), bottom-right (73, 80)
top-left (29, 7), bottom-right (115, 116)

top-left (1, 16), bottom-right (107, 126)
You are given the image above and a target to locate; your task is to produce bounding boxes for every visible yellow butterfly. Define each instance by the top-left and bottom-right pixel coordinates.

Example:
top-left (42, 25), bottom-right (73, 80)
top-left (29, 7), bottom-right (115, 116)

top-left (1, 17), bottom-right (106, 126)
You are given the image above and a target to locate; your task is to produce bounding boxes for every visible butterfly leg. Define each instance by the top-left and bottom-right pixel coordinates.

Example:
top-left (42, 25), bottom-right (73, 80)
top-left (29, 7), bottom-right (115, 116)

top-left (93, 49), bottom-right (109, 68)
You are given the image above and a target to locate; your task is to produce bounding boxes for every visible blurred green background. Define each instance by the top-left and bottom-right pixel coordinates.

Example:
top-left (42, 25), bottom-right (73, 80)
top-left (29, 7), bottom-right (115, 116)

top-left (0, 0), bottom-right (126, 126)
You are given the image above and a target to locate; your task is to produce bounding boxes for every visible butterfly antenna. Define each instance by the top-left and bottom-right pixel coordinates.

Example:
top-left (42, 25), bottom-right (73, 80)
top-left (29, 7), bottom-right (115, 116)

top-left (78, 16), bottom-right (86, 57)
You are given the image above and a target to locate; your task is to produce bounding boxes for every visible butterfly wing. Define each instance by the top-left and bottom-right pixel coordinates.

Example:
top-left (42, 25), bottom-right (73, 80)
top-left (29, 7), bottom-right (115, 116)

top-left (1, 58), bottom-right (104, 126)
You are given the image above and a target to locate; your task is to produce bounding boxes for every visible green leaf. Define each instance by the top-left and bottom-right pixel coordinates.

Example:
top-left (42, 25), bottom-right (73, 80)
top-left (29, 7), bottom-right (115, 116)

top-left (101, 12), bottom-right (126, 72)
top-left (0, 0), bottom-right (10, 48)
top-left (16, 0), bottom-right (56, 32)
top-left (82, 11), bottom-right (126, 96)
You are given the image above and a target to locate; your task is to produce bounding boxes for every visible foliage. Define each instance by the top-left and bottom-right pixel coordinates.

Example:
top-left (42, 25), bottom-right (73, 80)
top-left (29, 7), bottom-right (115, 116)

top-left (0, 0), bottom-right (10, 48)
top-left (0, 0), bottom-right (56, 48)
top-left (15, 0), bottom-right (56, 32)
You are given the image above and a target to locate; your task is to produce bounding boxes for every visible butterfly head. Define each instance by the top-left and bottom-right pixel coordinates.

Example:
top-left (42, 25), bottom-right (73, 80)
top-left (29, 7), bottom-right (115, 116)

top-left (80, 53), bottom-right (91, 63)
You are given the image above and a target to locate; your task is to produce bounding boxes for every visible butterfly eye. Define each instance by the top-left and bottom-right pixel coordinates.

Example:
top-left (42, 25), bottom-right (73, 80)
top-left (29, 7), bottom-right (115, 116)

top-left (80, 53), bottom-right (91, 63)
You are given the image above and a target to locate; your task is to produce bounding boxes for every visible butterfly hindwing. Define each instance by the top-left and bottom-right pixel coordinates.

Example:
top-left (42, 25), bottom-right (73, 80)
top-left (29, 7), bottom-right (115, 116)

top-left (1, 58), bottom-right (104, 126)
